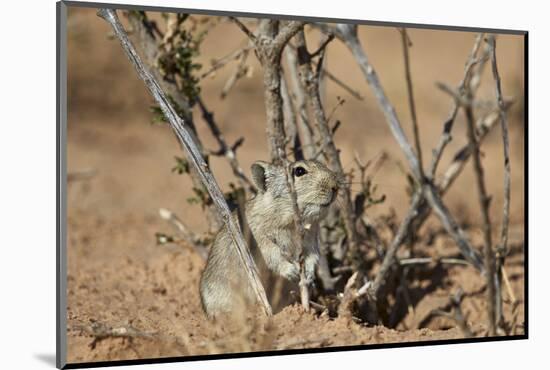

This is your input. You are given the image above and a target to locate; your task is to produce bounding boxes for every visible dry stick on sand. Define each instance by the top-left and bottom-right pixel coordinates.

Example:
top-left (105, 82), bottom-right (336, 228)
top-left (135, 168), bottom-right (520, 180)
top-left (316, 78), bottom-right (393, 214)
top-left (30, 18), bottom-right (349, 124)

top-left (98, 8), bottom-right (272, 316)
top-left (462, 57), bottom-right (497, 336)
top-left (488, 35), bottom-right (512, 332)
top-left (158, 208), bottom-right (209, 259)
top-left (74, 321), bottom-right (156, 350)
top-left (428, 289), bottom-right (473, 338)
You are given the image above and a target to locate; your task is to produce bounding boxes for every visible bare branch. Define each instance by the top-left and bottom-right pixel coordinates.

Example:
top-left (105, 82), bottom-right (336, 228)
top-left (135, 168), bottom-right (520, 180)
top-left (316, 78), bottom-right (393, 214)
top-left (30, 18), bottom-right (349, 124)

top-left (338, 271), bottom-right (359, 318)
top-left (435, 82), bottom-right (472, 107)
top-left (463, 56), bottom-right (496, 334)
top-left (428, 33), bottom-right (487, 177)
top-left (220, 47), bottom-right (252, 99)
top-left (488, 35), bottom-right (511, 257)
top-left (199, 45), bottom-right (253, 80)
top-left (398, 257), bottom-right (470, 267)
top-left (272, 21), bottom-right (306, 57)
top-left (281, 73), bottom-right (303, 160)
top-left (365, 190), bottom-right (423, 299)
top-left (323, 69), bottom-right (364, 101)
top-left (428, 289), bottom-right (473, 338)
top-left (310, 34), bottom-right (335, 59)
top-left (158, 208), bottom-right (209, 259)
top-left (400, 28), bottom-right (424, 177)
top-left (75, 321), bottom-right (155, 350)
top-left (334, 24), bottom-right (422, 179)
top-left (488, 34), bottom-right (512, 334)
top-left (98, 8), bottom-right (272, 316)
top-left (196, 97), bottom-right (255, 192)
top-left (438, 103), bottom-right (513, 191)
top-left (228, 17), bottom-right (257, 43)
top-left (285, 47), bottom-right (316, 158)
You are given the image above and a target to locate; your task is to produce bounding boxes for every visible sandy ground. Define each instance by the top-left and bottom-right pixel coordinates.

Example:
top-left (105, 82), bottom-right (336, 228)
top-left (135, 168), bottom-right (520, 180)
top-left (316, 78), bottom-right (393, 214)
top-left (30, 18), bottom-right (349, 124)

top-left (65, 7), bottom-right (525, 364)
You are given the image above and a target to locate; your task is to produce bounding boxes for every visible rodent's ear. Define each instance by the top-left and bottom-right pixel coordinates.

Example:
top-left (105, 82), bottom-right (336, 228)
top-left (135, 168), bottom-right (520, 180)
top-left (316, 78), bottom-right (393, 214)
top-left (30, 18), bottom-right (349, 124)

top-left (251, 161), bottom-right (270, 193)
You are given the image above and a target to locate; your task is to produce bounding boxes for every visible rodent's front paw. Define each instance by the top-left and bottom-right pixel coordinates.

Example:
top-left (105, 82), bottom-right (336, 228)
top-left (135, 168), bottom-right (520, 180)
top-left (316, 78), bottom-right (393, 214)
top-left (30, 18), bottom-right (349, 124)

top-left (304, 255), bottom-right (318, 285)
top-left (304, 269), bottom-right (315, 285)
top-left (280, 261), bottom-right (300, 282)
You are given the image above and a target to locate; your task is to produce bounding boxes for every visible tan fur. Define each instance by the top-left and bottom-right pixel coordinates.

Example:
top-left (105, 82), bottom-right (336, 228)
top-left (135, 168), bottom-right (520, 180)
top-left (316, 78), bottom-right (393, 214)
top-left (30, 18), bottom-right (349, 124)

top-left (199, 160), bottom-right (339, 318)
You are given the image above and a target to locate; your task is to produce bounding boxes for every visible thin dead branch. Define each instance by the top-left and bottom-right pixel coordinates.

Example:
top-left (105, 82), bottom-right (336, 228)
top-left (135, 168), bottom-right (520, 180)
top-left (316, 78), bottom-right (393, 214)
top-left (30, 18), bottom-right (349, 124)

top-left (463, 58), bottom-right (496, 335)
top-left (365, 190), bottom-right (423, 301)
top-left (220, 47), bottom-right (252, 99)
top-left (438, 103), bottom-right (513, 191)
top-left (196, 96), bottom-right (255, 193)
top-left (158, 208), bottom-right (209, 259)
top-left (228, 17), bottom-right (256, 43)
top-left (488, 34), bottom-right (512, 333)
top-left (75, 321), bottom-right (155, 350)
top-left (428, 289), bottom-right (473, 337)
top-left (338, 271), bottom-right (359, 319)
top-left (285, 47), bottom-right (316, 159)
top-left (323, 69), bottom-right (364, 101)
top-left (428, 33), bottom-right (487, 177)
top-left (199, 45), bottom-right (253, 80)
top-left (398, 257), bottom-right (470, 267)
top-left (399, 28), bottom-right (424, 177)
top-left (98, 8), bottom-right (272, 316)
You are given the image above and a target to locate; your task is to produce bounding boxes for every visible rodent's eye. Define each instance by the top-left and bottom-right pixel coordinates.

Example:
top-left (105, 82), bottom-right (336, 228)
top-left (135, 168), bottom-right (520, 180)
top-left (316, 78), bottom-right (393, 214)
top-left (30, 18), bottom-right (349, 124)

top-left (293, 166), bottom-right (307, 177)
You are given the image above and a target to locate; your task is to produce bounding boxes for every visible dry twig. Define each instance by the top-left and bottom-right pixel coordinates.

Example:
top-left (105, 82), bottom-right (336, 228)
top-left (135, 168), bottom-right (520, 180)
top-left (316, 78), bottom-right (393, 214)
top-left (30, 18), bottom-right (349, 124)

top-left (463, 53), bottom-right (496, 335)
top-left (75, 321), bottom-right (155, 350)
top-left (399, 28), bottom-right (424, 177)
top-left (488, 35), bottom-right (512, 332)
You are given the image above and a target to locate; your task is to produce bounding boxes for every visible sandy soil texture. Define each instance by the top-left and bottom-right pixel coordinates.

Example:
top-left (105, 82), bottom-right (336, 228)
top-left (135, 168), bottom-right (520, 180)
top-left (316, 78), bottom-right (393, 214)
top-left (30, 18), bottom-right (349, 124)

top-left (65, 7), bottom-right (525, 364)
